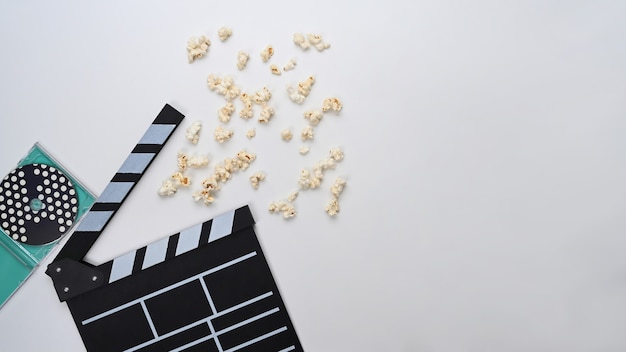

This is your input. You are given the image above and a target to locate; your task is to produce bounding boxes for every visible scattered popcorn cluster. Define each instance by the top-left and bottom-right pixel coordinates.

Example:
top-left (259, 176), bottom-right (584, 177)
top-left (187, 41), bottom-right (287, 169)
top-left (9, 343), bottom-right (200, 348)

top-left (172, 28), bottom-right (347, 218)
top-left (268, 191), bottom-right (299, 219)
top-left (207, 74), bottom-right (241, 101)
top-left (298, 97), bottom-right (343, 150)
top-left (325, 177), bottom-right (346, 216)
top-left (297, 148), bottom-right (344, 190)
top-left (191, 150), bottom-right (256, 205)
top-left (158, 151), bottom-right (210, 197)
top-left (293, 33), bottom-right (331, 51)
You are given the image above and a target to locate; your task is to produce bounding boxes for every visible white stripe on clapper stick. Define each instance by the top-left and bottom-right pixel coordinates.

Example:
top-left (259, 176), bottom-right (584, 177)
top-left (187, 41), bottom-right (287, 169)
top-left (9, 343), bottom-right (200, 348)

top-left (108, 250), bottom-right (136, 283)
top-left (208, 210), bottom-right (235, 243)
top-left (175, 223), bottom-right (203, 256)
top-left (142, 236), bottom-right (169, 270)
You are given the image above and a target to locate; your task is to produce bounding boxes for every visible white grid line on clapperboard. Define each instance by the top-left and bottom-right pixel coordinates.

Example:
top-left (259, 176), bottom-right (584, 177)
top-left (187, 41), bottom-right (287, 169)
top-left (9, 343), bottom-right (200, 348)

top-left (199, 274), bottom-right (225, 352)
top-left (81, 250), bottom-right (294, 352)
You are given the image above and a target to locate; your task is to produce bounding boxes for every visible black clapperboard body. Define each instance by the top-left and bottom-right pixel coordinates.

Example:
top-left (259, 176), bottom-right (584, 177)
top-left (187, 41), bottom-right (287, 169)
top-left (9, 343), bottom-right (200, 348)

top-left (46, 104), bottom-right (303, 352)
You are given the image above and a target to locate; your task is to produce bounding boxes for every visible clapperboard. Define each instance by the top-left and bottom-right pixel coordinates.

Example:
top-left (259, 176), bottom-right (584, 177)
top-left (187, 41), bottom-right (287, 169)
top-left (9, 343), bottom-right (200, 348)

top-left (46, 104), bottom-right (303, 352)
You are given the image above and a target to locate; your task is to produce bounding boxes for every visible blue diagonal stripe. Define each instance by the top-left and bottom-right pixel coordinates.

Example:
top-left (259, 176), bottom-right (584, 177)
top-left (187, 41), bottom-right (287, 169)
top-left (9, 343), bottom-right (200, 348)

top-left (109, 250), bottom-right (136, 283)
top-left (142, 237), bottom-right (169, 270)
top-left (76, 211), bottom-right (114, 232)
top-left (138, 124), bottom-right (176, 145)
top-left (97, 182), bottom-right (134, 203)
top-left (119, 153), bottom-right (155, 174)
top-left (176, 223), bottom-right (202, 256)
top-left (208, 210), bottom-right (235, 243)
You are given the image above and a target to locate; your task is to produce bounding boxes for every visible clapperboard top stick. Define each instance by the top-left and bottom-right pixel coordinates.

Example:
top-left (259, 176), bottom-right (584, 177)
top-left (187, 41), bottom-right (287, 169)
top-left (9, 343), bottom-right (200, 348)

top-left (46, 103), bottom-right (185, 301)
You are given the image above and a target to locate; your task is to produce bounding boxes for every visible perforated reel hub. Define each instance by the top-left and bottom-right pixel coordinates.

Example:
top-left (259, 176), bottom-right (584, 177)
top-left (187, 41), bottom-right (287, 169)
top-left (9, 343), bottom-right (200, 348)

top-left (0, 164), bottom-right (78, 245)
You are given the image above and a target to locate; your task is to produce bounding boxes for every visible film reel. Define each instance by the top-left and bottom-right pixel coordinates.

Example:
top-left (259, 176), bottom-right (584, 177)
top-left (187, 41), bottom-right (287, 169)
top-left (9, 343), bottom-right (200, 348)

top-left (0, 163), bottom-right (78, 245)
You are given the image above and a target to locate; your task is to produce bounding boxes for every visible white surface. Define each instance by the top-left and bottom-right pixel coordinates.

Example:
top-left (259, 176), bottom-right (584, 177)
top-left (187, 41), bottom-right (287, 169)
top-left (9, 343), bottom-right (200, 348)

top-left (1, 1), bottom-right (626, 351)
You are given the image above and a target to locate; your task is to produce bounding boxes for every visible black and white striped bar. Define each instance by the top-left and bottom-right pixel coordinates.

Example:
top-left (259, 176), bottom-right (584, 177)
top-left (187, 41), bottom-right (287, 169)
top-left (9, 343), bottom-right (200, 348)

top-left (97, 206), bottom-right (254, 284)
top-left (52, 104), bottom-right (184, 263)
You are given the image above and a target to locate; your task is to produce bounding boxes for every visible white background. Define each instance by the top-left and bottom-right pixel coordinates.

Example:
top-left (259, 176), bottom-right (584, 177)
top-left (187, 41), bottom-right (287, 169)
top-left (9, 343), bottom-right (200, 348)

top-left (1, 1), bottom-right (626, 351)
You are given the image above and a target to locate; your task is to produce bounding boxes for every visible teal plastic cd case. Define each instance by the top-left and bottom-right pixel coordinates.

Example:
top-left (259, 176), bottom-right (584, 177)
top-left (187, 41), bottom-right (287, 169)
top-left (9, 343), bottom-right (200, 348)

top-left (0, 143), bottom-right (95, 308)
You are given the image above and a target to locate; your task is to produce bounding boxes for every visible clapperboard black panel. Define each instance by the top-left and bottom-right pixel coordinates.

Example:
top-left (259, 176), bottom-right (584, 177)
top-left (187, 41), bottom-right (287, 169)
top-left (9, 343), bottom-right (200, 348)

top-left (45, 104), bottom-right (303, 352)
top-left (67, 206), bottom-right (302, 352)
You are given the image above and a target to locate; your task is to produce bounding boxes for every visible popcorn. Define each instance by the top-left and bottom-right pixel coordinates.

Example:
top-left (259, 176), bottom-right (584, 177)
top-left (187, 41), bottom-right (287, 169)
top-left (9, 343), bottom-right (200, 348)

top-left (171, 171), bottom-right (191, 187)
top-left (246, 128), bottom-right (256, 139)
top-left (330, 177), bottom-right (346, 198)
top-left (249, 171), bottom-right (265, 189)
top-left (287, 191), bottom-right (299, 202)
top-left (239, 92), bottom-right (252, 103)
top-left (192, 175), bottom-right (221, 205)
top-left (192, 150), bottom-right (256, 206)
top-left (239, 101), bottom-right (254, 120)
top-left (287, 86), bottom-right (305, 104)
top-left (177, 152), bottom-right (189, 171)
top-left (268, 191), bottom-right (299, 218)
top-left (187, 35), bottom-right (210, 63)
top-left (213, 163), bottom-right (232, 183)
top-left (326, 177), bottom-right (346, 216)
top-left (298, 76), bottom-right (315, 97)
top-left (236, 150), bottom-right (256, 168)
top-left (322, 97), bottom-right (343, 112)
top-left (258, 106), bottom-right (274, 123)
top-left (299, 146), bottom-right (310, 155)
top-left (288, 75), bottom-right (315, 104)
top-left (207, 74), bottom-right (241, 101)
top-left (188, 154), bottom-right (209, 168)
top-left (185, 120), bottom-right (202, 144)
top-left (283, 58), bottom-right (297, 71)
top-left (298, 148), bottom-right (344, 190)
top-left (260, 45), bottom-right (274, 62)
top-left (236, 51), bottom-right (249, 70)
top-left (298, 168), bottom-right (312, 190)
top-left (217, 27), bottom-right (232, 41)
top-left (293, 33), bottom-right (310, 50)
top-left (307, 33), bottom-right (330, 51)
top-left (325, 198), bottom-right (340, 216)
top-left (201, 175), bottom-right (221, 191)
top-left (329, 147), bottom-right (344, 161)
top-left (270, 64), bottom-right (281, 75)
top-left (207, 74), bottom-right (221, 90)
top-left (301, 125), bottom-right (314, 141)
top-left (281, 129), bottom-right (293, 142)
top-left (192, 188), bottom-right (215, 205)
top-left (253, 87), bottom-right (272, 105)
top-left (214, 125), bottom-right (234, 143)
top-left (218, 102), bottom-right (236, 123)
top-left (158, 179), bottom-right (178, 197)
top-left (303, 110), bottom-right (324, 126)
